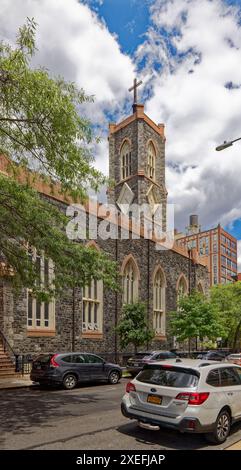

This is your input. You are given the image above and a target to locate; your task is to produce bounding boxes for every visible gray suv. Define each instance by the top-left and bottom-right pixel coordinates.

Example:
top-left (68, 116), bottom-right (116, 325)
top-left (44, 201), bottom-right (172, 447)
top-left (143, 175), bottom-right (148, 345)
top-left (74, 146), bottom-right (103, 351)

top-left (30, 352), bottom-right (122, 389)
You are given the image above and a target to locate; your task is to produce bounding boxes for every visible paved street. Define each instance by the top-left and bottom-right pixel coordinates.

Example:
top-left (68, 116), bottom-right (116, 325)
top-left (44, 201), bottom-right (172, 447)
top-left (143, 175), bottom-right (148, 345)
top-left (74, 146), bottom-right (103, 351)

top-left (1, 379), bottom-right (241, 451)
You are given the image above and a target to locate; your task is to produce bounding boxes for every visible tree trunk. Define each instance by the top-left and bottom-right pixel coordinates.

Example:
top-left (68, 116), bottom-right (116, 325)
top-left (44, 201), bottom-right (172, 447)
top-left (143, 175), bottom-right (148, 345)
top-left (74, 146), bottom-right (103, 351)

top-left (232, 320), bottom-right (241, 352)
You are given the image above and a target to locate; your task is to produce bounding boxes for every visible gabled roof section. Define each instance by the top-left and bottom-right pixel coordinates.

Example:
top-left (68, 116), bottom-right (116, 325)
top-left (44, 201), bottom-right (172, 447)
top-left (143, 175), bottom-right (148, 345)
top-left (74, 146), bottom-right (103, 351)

top-left (109, 104), bottom-right (165, 139)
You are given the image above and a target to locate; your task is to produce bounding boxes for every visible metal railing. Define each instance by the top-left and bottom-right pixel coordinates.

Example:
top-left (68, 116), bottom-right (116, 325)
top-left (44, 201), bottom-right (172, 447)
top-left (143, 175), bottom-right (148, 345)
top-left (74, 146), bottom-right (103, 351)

top-left (0, 330), bottom-right (33, 374)
top-left (0, 328), bottom-right (17, 368)
top-left (15, 354), bottom-right (33, 374)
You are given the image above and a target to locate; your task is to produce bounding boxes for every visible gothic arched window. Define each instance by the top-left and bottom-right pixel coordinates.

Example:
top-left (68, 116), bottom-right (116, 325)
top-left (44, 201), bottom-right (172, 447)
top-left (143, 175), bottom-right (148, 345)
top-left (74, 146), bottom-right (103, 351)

top-left (121, 141), bottom-right (131, 180)
top-left (153, 268), bottom-right (166, 335)
top-left (197, 282), bottom-right (204, 294)
top-left (177, 275), bottom-right (188, 304)
top-left (147, 141), bottom-right (156, 180)
top-left (122, 257), bottom-right (139, 304)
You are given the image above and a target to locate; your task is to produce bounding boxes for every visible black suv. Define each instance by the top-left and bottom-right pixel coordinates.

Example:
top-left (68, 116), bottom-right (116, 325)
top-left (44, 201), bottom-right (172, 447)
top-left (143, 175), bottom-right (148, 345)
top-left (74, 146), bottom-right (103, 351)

top-left (126, 350), bottom-right (178, 376)
top-left (30, 353), bottom-right (122, 389)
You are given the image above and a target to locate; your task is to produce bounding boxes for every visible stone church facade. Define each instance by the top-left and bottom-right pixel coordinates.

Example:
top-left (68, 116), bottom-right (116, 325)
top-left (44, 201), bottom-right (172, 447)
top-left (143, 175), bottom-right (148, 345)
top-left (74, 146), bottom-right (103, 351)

top-left (0, 103), bottom-right (209, 360)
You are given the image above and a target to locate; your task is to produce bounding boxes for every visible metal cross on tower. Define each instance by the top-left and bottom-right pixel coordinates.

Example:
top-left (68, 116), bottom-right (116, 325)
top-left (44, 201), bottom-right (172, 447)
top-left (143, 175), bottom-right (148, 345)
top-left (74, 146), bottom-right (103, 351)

top-left (128, 78), bottom-right (143, 105)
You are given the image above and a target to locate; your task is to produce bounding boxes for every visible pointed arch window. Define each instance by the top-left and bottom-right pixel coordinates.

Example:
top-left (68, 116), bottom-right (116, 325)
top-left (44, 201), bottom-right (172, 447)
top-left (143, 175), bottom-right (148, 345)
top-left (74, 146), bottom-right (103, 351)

top-left (147, 142), bottom-right (156, 180)
top-left (153, 268), bottom-right (166, 335)
top-left (197, 282), bottom-right (204, 294)
top-left (123, 258), bottom-right (139, 304)
top-left (121, 141), bottom-right (131, 180)
top-left (177, 275), bottom-right (188, 304)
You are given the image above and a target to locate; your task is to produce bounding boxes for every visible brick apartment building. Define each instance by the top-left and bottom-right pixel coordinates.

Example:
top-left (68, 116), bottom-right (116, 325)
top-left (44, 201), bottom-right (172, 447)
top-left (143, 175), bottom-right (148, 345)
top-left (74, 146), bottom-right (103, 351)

top-left (176, 215), bottom-right (238, 287)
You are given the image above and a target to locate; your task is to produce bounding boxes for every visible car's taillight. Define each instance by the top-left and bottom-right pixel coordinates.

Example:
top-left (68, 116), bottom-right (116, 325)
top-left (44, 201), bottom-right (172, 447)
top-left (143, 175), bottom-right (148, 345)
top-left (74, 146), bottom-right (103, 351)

top-left (126, 382), bottom-right (136, 393)
top-left (50, 354), bottom-right (59, 368)
top-left (175, 392), bottom-right (209, 405)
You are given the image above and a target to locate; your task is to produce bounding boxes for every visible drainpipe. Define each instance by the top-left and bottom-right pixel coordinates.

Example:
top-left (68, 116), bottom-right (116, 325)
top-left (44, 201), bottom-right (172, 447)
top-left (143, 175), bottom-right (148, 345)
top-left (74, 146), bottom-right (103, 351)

top-left (114, 238), bottom-right (118, 363)
top-left (146, 238), bottom-right (150, 351)
top-left (72, 286), bottom-right (76, 352)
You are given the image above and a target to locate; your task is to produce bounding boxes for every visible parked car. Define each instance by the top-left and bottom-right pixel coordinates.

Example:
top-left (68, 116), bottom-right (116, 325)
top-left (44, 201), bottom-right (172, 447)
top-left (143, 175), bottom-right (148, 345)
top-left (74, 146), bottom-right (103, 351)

top-left (126, 350), bottom-right (178, 377)
top-left (30, 352), bottom-right (122, 389)
top-left (226, 353), bottom-right (241, 366)
top-left (121, 359), bottom-right (241, 444)
top-left (196, 351), bottom-right (227, 361)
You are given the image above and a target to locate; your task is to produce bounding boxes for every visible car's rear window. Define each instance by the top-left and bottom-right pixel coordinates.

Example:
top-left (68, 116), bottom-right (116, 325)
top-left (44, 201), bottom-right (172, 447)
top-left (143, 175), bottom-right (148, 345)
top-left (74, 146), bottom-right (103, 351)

top-left (34, 354), bottom-right (52, 364)
top-left (136, 365), bottom-right (199, 388)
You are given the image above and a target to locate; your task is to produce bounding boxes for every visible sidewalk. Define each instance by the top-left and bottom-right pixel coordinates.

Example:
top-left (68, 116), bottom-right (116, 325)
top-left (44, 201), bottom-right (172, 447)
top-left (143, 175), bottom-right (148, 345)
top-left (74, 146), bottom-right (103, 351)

top-left (0, 375), bottom-right (33, 390)
top-left (225, 439), bottom-right (241, 450)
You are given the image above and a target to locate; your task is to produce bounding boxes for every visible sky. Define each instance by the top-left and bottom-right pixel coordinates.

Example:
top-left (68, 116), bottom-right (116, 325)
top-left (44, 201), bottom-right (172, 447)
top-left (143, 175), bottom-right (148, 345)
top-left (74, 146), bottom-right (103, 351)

top-left (1, 0), bottom-right (241, 267)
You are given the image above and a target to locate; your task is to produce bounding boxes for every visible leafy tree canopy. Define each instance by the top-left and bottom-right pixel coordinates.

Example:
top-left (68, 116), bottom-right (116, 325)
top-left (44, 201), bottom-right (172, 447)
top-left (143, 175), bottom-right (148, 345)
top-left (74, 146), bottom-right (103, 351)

top-left (0, 19), bottom-right (116, 298)
top-left (170, 291), bottom-right (226, 344)
top-left (0, 18), bottom-right (105, 198)
top-left (211, 282), bottom-right (241, 351)
top-left (116, 302), bottom-right (155, 353)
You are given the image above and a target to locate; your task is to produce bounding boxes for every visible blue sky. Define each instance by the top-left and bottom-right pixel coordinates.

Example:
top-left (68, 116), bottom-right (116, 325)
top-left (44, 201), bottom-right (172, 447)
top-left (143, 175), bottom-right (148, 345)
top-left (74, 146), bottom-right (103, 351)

top-left (85, 0), bottom-right (241, 241)
top-left (92, 0), bottom-right (152, 54)
top-left (1, 0), bottom-right (241, 257)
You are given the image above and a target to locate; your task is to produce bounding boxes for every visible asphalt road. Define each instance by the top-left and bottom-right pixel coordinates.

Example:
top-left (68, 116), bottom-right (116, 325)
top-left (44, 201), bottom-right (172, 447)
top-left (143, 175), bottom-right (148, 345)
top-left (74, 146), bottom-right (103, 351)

top-left (1, 379), bottom-right (241, 450)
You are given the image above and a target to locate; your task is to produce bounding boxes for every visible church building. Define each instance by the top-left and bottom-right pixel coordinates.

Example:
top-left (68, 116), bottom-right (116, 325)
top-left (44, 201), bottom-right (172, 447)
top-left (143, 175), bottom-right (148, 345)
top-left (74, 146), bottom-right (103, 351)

top-left (0, 89), bottom-right (209, 363)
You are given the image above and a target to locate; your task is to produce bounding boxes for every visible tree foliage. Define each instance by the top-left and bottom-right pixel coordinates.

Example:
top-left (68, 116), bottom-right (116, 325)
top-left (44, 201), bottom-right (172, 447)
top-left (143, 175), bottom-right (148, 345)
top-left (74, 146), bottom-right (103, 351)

top-left (116, 302), bottom-right (155, 353)
top-left (170, 291), bottom-right (226, 344)
top-left (210, 282), bottom-right (241, 351)
top-left (0, 18), bottom-right (105, 198)
top-left (0, 19), bottom-right (116, 298)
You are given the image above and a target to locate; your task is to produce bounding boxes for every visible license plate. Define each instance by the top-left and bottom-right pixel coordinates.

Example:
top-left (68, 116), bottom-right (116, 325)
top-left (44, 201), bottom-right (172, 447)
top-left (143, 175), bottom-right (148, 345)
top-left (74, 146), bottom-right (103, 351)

top-left (147, 394), bottom-right (162, 405)
top-left (133, 363), bottom-right (139, 367)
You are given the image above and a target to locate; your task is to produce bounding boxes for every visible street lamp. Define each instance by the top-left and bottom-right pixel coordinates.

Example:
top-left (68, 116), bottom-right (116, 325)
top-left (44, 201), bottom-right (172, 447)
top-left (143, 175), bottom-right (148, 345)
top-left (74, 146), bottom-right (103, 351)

top-left (216, 136), bottom-right (241, 151)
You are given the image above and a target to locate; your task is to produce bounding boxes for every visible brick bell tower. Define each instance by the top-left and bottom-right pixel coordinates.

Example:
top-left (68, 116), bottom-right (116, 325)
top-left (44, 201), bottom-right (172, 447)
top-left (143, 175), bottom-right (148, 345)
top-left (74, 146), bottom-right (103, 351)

top-left (108, 79), bottom-right (167, 231)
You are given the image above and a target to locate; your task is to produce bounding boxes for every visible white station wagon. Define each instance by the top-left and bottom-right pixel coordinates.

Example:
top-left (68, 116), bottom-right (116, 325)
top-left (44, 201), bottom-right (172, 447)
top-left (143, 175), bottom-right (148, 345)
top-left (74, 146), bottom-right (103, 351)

top-left (121, 359), bottom-right (241, 444)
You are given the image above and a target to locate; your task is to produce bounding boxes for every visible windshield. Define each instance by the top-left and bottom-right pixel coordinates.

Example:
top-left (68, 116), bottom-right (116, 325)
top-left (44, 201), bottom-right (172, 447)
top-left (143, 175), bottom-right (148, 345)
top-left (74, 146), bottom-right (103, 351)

top-left (137, 365), bottom-right (199, 388)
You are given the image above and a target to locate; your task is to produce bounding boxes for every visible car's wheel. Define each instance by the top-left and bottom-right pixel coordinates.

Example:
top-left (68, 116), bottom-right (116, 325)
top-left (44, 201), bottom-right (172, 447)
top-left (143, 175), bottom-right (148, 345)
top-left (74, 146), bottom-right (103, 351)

top-left (205, 409), bottom-right (231, 444)
top-left (108, 370), bottom-right (120, 384)
top-left (63, 374), bottom-right (77, 390)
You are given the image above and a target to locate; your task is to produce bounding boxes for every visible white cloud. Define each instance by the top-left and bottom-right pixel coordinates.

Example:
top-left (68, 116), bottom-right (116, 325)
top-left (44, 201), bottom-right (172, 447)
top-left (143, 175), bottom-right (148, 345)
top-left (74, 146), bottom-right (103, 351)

top-left (0, 0), bottom-right (135, 135)
top-left (137, 0), bottom-right (241, 232)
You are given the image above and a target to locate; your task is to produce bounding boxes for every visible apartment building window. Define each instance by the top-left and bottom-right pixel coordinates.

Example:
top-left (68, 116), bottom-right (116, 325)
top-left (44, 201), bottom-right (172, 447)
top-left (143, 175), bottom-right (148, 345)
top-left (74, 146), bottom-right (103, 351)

top-left (212, 254), bottom-right (218, 285)
top-left (231, 261), bottom-right (237, 271)
top-left (82, 279), bottom-right (103, 333)
top-left (221, 255), bottom-right (226, 266)
top-left (27, 251), bottom-right (55, 330)
top-left (231, 241), bottom-right (236, 250)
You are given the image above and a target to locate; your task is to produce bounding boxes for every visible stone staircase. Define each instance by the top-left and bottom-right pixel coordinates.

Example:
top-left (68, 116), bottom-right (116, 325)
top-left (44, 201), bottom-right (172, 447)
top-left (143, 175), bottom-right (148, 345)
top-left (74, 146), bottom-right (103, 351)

top-left (0, 342), bottom-right (19, 378)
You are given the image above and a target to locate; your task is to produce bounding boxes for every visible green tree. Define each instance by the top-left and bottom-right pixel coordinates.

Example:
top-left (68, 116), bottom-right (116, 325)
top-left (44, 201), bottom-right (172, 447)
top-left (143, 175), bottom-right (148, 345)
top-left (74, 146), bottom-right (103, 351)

top-left (211, 282), bottom-right (241, 351)
top-left (170, 291), bottom-right (226, 351)
top-left (116, 302), bottom-right (155, 353)
top-left (0, 19), bottom-right (116, 298)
